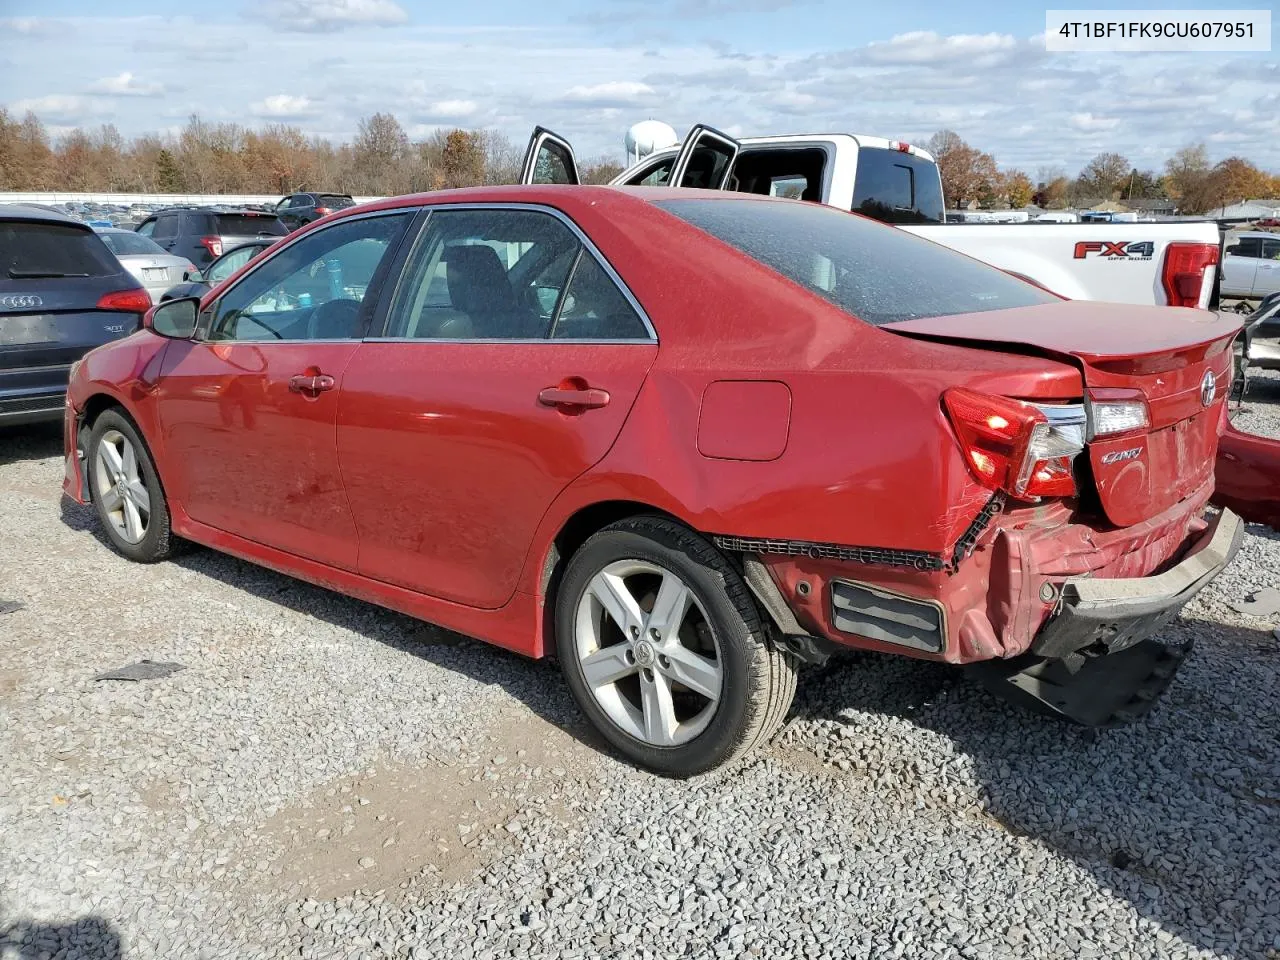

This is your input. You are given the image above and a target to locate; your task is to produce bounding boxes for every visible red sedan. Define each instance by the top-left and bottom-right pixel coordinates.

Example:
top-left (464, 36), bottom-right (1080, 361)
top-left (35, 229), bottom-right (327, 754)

top-left (63, 185), bottom-right (1244, 774)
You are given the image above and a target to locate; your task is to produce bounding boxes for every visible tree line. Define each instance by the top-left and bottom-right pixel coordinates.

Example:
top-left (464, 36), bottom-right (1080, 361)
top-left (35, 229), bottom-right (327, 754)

top-left (0, 111), bottom-right (624, 196)
top-left (0, 109), bottom-right (1275, 215)
top-left (926, 130), bottom-right (1280, 215)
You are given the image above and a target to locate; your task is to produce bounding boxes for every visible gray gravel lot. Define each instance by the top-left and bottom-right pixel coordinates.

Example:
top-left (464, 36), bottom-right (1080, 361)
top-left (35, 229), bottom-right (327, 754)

top-left (2, 398), bottom-right (1279, 960)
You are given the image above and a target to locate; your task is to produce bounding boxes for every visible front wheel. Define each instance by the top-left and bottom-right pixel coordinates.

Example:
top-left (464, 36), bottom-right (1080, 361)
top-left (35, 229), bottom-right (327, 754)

top-left (556, 516), bottom-right (797, 776)
top-left (87, 409), bottom-right (177, 563)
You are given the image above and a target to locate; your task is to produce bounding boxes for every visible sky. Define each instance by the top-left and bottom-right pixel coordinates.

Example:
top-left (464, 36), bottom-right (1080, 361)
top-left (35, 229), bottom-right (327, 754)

top-left (0, 0), bottom-right (1276, 175)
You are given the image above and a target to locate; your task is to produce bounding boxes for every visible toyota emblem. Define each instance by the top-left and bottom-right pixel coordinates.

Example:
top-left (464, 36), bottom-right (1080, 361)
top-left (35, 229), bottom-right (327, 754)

top-left (1200, 369), bottom-right (1216, 407)
top-left (0, 294), bottom-right (43, 310)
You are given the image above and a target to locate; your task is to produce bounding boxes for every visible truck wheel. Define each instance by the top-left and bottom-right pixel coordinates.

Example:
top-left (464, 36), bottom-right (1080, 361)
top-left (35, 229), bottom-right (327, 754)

top-left (556, 516), bottom-right (797, 776)
top-left (87, 409), bottom-right (176, 563)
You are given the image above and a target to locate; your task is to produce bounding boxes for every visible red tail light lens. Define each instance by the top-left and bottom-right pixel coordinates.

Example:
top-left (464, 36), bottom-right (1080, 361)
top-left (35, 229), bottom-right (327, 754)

top-left (1161, 242), bottom-right (1218, 308)
top-left (97, 288), bottom-right (152, 314)
top-left (200, 236), bottom-right (223, 258)
top-left (943, 388), bottom-right (1082, 500)
top-left (314, 206), bottom-right (332, 216)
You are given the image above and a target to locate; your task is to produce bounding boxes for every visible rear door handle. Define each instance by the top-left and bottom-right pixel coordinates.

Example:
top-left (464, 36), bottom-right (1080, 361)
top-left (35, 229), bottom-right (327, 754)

top-left (289, 374), bottom-right (336, 394)
top-left (538, 386), bottom-right (610, 410)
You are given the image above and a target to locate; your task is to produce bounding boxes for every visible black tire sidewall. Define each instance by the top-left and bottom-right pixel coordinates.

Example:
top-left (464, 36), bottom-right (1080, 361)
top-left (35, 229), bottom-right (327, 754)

top-left (87, 410), bottom-right (172, 562)
top-left (556, 523), bottom-right (765, 776)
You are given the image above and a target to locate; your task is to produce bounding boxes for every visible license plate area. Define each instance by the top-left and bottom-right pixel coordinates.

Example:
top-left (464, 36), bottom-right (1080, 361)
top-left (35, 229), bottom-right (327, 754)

top-left (142, 267), bottom-right (168, 280)
top-left (0, 314), bottom-right (59, 346)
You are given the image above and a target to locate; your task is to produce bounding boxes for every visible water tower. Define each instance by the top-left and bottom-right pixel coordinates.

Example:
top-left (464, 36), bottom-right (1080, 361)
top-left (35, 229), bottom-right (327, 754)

top-left (625, 120), bottom-right (678, 165)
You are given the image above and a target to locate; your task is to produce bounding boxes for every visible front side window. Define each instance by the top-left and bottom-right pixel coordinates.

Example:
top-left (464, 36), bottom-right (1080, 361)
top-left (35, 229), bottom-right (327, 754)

top-left (626, 157), bottom-right (674, 187)
top-left (1234, 237), bottom-right (1263, 258)
top-left (152, 214), bottom-right (179, 239)
top-left (208, 214), bottom-right (408, 342)
top-left (136, 220), bottom-right (156, 237)
top-left (657, 198), bottom-right (1056, 326)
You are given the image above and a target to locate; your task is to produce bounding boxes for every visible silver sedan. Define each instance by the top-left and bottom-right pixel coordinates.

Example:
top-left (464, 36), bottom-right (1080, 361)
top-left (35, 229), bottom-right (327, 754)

top-left (94, 227), bottom-right (196, 304)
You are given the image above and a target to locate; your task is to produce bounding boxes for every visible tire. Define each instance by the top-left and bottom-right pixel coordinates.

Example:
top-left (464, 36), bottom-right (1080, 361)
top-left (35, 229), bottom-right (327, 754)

top-left (555, 515), bottom-right (797, 776)
top-left (86, 409), bottom-right (176, 563)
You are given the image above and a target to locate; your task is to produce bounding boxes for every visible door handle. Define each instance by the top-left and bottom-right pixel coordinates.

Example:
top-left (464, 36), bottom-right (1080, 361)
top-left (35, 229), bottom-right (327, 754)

top-left (289, 374), bottom-right (336, 394)
top-left (538, 386), bottom-right (610, 409)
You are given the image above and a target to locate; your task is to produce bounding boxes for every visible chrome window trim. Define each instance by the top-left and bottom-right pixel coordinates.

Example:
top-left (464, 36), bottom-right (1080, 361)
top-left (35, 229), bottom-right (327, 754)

top-left (362, 337), bottom-right (656, 345)
top-left (379, 201), bottom-right (658, 344)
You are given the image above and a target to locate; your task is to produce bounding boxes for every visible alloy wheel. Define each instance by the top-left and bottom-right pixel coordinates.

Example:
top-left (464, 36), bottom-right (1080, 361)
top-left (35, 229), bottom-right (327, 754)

top-left (94, 429), bottom-right (151, 544)
top-left (574, 559), bottom-right (723, 747)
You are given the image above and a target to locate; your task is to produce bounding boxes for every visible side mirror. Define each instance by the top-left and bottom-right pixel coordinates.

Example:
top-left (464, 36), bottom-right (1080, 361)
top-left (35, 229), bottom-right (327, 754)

top-left (145, 297), bottom-right (199, 339)
top-left (186, 268), bottom-right (204, 283)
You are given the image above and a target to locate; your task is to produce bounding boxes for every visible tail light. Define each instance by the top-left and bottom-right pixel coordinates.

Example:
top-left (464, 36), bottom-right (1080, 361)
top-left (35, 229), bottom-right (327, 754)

top-left (943, 388), bottom-right (1084, 500)
top-left (314, 206), bottom-right (332, 216)
top-left (200, 236), bottom-right (223, 258)
top-left (1161, 242), bottom-right (1218, 308)
top-left (97, 288), bottom-right (152, 313)
top-left (1088, 396), bottom-right (1150, 438)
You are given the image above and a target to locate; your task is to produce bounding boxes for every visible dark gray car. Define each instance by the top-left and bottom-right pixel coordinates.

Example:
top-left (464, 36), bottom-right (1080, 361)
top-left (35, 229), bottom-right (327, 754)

top-left (1, 205), bottom-right (152, 425)
top-left (275, 193), bottom-right (356, 231)
top-left (136, 208), bottom-right (287, 268)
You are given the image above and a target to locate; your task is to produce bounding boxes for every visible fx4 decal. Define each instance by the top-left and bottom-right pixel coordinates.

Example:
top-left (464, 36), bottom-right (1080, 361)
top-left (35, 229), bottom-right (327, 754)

top-left (1073, 241), bottom-right (1155, 260)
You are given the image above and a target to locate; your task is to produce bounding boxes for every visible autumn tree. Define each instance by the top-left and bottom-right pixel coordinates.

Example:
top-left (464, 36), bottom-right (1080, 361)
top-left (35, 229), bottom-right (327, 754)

top-left (926, 130), bottom-right (998, 208)
top-left (1210, 157), bottom-right (1272, 209)
top-left (439, 129), bottom-right (485, 189)
top-left (1164, 144), bottom-right (1214, 214)
top-left (1079, 152), bottom-right (1131, 200)
top-left (352, 113), bottom-right (410, 194)
top-left (581, 158), bottom-right (624, 185)
top-left (1002, 170), bottom-right (1034, 208)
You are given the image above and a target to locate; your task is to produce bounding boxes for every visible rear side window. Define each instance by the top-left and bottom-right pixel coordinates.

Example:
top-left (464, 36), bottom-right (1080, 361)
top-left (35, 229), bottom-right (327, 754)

top-left (656, 198), bottom-right (1056, 326)
top-left (216, 214), bottom-right (288, 236)
top-left (0, 221), bottom-right (120, 281)
top-left (153, 214), bottom-right (180, 239)
top-left (99, 232), bottom-right (167, 257)
top-left (851, 147), bottom-right (944, 225)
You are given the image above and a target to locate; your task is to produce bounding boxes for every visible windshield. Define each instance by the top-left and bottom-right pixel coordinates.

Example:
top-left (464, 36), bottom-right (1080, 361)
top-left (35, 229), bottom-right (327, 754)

top-left (99, 232), bottom-right (167, 257)
top-left (655, 198), bottom-right (1056, 325)
top-left (851, 147), bottom-right (945, 225)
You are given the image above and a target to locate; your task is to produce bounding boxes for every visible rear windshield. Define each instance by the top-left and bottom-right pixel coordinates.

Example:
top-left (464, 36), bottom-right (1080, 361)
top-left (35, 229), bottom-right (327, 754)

top-left (656, 198), bottom-right (1056, 326)
top-left (216, 214), bottom-right (287, 237)
top-left (98, 232), bottom-right (167, 257)
top-left (318, 195), bottom-right (355, 209)
top-left (0, 221), bottom-right (120, 281)
top-left (851, 147), bottom-right (945, 225)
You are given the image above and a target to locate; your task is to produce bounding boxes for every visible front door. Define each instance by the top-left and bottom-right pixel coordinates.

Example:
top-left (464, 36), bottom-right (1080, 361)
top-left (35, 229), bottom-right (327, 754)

top-left (520, 127), bottom-right (580, 185)
top-left (156, 210), bottom-right (412, 569)
top-left (338, 205), bottom-right (657, 609)
top-left (670, 124), bottom-right (741, 190)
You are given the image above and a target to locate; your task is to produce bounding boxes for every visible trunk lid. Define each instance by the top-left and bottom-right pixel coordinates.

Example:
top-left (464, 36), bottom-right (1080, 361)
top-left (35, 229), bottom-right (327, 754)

top-left (885, 301), bottom-right (1242, 527)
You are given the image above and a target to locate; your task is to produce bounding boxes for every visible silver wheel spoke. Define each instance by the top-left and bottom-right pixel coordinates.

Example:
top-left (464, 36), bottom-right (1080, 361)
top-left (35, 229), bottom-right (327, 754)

top-left (647, 572), bottom-right (692, 644)
top-left (126, 480), bottom-right (151, 515)
top-left (587, 571), bottom-right (644, 637)
top-left (123, 499), bottom-right (144, 542)
top-left (660, 645), bottom-right (722, 701)
top-left (121, 441), bottom-right (138, 482)
top-left (100, 441), bottom-right (124, 474)
top-left (581, 644), bottom-right (636, 689)
top-left (640, 670), bottom-right (678, 746)
top-left (100, 485), bottom-right (123, 512)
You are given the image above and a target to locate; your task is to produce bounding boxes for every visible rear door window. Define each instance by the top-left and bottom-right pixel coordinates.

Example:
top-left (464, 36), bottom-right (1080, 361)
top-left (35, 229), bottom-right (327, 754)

top-left (153, 214), bottom-right (180, 239)
top-left (656, 198), bottom-right (1055, 325)
top-left (851, 147), bottom-right (944, 224)
top-left (216, 214), bottom-right (288, 237)
top-left (0, 221), bottom-right (120, 281)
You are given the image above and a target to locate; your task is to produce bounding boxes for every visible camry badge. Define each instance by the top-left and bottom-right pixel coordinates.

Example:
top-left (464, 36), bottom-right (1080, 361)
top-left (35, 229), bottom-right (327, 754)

top-left (1101, 447), bottom-right (1142, 465)
top-left (1200, 370), bottom-right (1216, 407)
top-left (0, 294), bottom-right (43, 309)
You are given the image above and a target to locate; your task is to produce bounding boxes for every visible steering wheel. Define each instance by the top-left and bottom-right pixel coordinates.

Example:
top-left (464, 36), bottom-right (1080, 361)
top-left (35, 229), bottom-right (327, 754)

top-left (306, 298), bottom-right (362, 340)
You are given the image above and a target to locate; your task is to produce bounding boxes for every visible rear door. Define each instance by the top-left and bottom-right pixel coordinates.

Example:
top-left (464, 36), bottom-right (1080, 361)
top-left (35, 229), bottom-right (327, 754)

top-left (670, 124), bottom-right (740, 190)
top-left (338, 204), bottom-right (657, 609)
top-left (520, 127), bottom-right (580, 184)
top-left (1221, 237), bottom-right (1262, 297)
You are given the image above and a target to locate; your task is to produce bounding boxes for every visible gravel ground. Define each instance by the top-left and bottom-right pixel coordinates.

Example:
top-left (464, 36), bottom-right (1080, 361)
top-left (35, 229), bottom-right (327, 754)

top-left (2, 404), bottom-right (1279, 960)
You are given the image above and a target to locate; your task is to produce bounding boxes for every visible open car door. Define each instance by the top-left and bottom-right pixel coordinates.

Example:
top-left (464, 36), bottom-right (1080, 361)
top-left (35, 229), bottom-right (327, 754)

top-left (520, 127), bottom-right (580, 185)
top-left (670, 124), bottom-right (741, 190)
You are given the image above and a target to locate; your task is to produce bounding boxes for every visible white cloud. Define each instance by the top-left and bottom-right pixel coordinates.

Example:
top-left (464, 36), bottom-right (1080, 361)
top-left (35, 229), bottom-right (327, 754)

top-left (256, 0), bottom-right (408, 32)
top-left (250, 94), bottom-right (318, 118)
top-left (1069, 113), bottom-right (1121, 132)
top-left (7, 95), bottom-right (86, 119)
top-left (562, 81), bottom-right (656, 105)
top-left (0, 16), bottom-right (57, 35)
top-left (427, 99), bottom-right (479, 119)
top-left (88, 73), bottom-right (164, 97)
top-left (863, 31), bottom-right (1017, 65)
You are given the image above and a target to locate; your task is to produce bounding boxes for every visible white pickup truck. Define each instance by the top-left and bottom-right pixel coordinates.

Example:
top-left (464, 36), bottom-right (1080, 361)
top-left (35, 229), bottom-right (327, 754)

top-left (522, 126), bottom-right (1222, 308)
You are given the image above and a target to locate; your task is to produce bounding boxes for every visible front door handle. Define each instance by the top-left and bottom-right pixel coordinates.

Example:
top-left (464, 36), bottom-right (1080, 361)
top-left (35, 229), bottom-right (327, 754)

top-left (538, 386), bottom-right (610, 410)
top-left (289, 373), bottom-right (336, 394)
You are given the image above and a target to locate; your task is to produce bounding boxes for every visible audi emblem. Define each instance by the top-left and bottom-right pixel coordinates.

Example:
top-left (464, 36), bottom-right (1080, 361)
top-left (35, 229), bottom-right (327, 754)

top-left (0, 294), bottom-right (43, 309)
top-left (1200, 370), bottom-right (1216, 408)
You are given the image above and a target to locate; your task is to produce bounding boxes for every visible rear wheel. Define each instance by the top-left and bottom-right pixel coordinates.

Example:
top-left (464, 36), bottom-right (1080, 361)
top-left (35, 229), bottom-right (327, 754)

top-left (556, 516), bottom-right (797, 776)
top-left (87, 409), bottom-right (176, 563)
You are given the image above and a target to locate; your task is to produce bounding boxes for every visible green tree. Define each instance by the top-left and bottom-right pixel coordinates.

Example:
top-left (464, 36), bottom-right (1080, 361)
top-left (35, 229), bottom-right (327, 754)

top-left (155, 149), bottom-right (182, 192)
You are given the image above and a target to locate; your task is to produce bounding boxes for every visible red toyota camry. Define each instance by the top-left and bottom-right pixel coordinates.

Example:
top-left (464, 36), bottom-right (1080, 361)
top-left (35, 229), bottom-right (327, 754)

top-left (63, 184), bottom-right (1243, 775)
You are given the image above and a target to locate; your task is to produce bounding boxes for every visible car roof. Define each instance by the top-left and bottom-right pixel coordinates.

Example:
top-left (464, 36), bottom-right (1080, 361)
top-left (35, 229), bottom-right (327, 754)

top-left (0, 203), bottom-right (88, 226)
